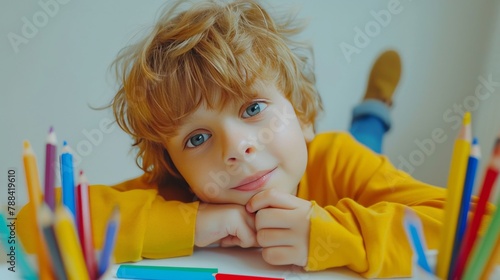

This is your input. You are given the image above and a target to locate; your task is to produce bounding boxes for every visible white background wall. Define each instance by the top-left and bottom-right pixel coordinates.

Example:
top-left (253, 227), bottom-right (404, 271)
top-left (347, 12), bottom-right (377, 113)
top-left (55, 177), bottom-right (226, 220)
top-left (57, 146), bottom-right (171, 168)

top-left (1, 0), bottom-right (500, 208)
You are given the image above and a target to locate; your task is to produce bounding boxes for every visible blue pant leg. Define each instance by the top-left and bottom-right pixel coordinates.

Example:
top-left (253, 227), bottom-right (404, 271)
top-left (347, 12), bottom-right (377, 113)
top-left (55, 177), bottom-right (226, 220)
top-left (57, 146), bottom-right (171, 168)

top-left (349, 100), bottom-right (391, 154)
top-left (349, 116), bottom-right (386, 153)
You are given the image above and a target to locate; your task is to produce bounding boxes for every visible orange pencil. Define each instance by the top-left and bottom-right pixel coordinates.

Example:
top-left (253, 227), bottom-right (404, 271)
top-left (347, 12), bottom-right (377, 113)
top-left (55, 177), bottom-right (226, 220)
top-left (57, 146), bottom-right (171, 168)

top-left (23, 140), bottom-right (54, 280)
top-left (436, 112), bottom-right (472, 280)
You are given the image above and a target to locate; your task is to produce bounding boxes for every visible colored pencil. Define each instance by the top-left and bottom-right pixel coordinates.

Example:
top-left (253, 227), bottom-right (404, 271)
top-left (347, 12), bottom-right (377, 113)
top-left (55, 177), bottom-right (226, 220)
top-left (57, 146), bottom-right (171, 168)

top-left (462, 194), bottom-right (500, 279)
top-left (60, 141), bottom-right (76, 219)
top-left (453, 134), bottom-right (500, 279)
top-left (24, 140), bottom-right (43, 208)
top-left (76, 170), bottom-right (98, 280)
top-left (489, 134), bottom-right (500, 203)
top-left (215, 273), bottom-right (285, 280)
top-left (54, 205), bottom-right (90, 280)
top-left (436, 112), bottom-right (472, 280)
top-left (23, 140), bottom-right (55, 280)
top-left (38, 203), bottom-right (68, 280)
top-left (44, 126), bottom-right (57, 211)
top-left (480, 235), bottom-right (500, 280)
top-left (449, 138), bottom-right (480, 275)
top-left (403, 208), bottom-right (433, 274)
top-left (0, 212), bottom-right (37, 280)
top-left (98, 206), bottom-right (120, 277)
top-left (116, 265), bottom-right (218, 280)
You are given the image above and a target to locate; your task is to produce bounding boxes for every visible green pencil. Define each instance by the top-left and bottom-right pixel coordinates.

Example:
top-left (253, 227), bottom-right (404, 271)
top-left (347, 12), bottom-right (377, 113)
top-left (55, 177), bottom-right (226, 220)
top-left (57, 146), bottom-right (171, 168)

top-left (462, 194), bottom-right (500, 280)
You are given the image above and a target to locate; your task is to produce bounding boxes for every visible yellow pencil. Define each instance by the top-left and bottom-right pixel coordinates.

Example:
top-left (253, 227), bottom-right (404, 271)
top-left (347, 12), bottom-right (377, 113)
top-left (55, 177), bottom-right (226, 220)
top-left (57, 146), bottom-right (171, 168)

top-left (436, 112), bottom-right (472, 279)
top-left (23, 140), bottom-right (54, 280)
top-left (54, 205), bottom-right (90, 280)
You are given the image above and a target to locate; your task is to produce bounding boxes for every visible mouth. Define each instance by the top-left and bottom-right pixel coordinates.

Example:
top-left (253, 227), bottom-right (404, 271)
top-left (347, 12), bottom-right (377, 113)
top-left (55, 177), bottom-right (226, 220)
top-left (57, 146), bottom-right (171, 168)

top-left (232, 167), bottom-right (276, 192)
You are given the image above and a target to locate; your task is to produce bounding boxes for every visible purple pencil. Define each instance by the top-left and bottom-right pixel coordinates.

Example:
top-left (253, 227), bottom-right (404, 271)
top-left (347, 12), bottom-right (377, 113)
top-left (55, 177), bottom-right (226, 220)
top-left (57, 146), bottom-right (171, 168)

top-left (44, 126), bottom-right (57, 210)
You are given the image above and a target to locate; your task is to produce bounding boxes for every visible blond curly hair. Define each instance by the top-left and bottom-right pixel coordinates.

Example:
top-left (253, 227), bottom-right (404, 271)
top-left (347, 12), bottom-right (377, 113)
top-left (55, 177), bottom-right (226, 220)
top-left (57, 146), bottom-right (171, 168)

top-left (111, 0), bottom-right (323, 185)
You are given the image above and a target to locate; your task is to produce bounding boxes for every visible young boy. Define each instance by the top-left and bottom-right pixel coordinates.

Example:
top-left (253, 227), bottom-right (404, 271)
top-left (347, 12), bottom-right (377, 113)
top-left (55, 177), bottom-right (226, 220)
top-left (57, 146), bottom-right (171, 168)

top-left (18, 0), bottom-right (452, 278)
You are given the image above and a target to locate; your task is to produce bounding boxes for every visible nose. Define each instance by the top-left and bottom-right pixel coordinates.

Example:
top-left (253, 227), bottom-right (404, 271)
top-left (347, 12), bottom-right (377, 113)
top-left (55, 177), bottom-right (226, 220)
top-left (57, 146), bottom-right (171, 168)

top-left (222, 130), bottom-right (257, 165)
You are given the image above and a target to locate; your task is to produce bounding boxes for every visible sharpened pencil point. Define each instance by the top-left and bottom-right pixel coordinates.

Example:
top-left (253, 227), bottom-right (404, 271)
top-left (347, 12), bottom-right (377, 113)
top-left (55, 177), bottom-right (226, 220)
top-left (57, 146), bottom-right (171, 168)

top-left (493, 135), bottom-right (500, 157)
top-left (49, 126), bottom-right (54, 133)
top-left (462, 112), bottom-right (471, 125)
top-left (23, 140), bottom-right (30, 149)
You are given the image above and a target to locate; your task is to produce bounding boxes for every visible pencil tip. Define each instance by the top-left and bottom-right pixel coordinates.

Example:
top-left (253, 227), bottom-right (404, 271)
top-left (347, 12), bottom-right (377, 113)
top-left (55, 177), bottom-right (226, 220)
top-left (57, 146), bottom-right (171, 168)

top-left (49, 126), bottom-right (53, 133)
top-left (63, 140), bottom-right (67, 146)
top-left (472, 137), bottom-right (478, 145)
top-left (462, 112), bottom-right (471, 125)
top-left (493, 135), bottom-right (500, 158)
top-left (23, 140), bottom-right (30, 149)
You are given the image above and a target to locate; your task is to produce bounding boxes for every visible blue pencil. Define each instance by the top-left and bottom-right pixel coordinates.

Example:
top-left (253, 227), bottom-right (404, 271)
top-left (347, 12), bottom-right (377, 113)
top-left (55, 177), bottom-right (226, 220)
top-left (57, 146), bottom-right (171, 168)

top-left (116, 265), bottom-right (218, 280)
top-left (0, 213), bottom-right (38, 280)
top-left (60, 141), bottom-right (76, 219)
top-left (449, 138), bottom-right (480, 277)
top-left (98, 206), bottom-right (120, 277)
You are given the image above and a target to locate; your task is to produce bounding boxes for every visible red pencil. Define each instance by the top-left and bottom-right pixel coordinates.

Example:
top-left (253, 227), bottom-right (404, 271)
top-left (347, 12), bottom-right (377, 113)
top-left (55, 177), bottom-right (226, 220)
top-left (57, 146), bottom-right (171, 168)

top-left (215, 273), bottom-right (284, 280)
top-left (76, 170), bottom-right (98, 280)
top-left (452, 135), bottom-right (500, 279)
top-left (44, 126), bottom-right (57, 210)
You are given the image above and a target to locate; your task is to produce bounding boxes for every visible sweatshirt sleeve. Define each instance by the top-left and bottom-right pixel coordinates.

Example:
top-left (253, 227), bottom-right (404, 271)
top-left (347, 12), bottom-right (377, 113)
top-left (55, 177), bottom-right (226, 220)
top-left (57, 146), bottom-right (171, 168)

top-left (303, 132), bottom-right (449, 278)
top-left (17, 176), bottom-right (199, 263)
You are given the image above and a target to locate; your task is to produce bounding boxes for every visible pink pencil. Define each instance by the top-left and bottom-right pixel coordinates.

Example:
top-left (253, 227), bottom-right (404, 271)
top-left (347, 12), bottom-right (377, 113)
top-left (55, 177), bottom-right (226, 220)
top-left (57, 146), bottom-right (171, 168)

top-left (44, 126), bottom-right (57, 210)
top-left (77, 170), bottom-right (98, 280)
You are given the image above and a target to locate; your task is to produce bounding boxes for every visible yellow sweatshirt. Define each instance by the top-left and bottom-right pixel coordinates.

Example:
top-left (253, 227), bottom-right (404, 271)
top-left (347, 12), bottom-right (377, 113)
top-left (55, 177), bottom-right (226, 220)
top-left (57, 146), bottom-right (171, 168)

top-left (17, 131), bottom-right (480, 278)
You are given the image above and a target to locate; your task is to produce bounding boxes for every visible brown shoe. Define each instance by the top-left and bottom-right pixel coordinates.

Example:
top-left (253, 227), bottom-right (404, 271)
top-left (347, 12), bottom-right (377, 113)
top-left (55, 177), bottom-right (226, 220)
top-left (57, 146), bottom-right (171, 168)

top-left (363, 50), bottom-right (402, 107)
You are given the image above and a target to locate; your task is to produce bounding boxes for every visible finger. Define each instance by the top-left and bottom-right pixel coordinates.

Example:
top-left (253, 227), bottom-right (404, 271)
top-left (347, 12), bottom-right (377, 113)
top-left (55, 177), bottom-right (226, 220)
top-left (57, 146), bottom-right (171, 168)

top-left (246, 189), bottom-right (301, 213)
top-left (220, 235), bottom-right (257, 248)
top-left (256, 228), bottom-right (296, 247)
top-left (255, 208), bottom-right (299, 229)
top-left (261, 246), bottom-right (307, 266)
top-left (225, 223), bottom-right (257, 248)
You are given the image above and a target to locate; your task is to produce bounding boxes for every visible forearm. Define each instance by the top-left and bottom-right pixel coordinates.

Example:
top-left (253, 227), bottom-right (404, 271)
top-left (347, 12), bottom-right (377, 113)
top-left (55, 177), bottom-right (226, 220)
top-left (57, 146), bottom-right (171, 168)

top-left (305, 199), bottom-right (442, 278)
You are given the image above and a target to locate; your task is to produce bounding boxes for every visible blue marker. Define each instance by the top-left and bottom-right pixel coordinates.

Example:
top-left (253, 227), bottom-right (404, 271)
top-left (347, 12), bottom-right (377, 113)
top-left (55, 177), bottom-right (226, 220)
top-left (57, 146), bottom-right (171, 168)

top-left (116, 265), bottom-right (218, 280)
top-left (60, 141), bottom-right (76, 219)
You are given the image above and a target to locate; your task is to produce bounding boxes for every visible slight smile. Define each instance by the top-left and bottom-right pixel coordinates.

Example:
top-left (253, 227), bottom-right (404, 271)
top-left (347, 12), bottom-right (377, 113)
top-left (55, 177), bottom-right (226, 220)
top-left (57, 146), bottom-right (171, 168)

top-left (232, 167), bottom-right (277, 192)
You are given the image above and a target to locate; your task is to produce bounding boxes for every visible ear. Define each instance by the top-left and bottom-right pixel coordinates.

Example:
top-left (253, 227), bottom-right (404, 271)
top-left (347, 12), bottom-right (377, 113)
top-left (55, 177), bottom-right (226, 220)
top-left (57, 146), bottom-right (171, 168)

top-left (301, 123), bottom-right (315, 143)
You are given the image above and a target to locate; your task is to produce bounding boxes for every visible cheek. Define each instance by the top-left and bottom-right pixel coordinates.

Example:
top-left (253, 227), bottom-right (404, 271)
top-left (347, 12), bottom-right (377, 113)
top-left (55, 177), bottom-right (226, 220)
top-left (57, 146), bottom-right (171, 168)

top-left (269, 116), bottom-right (308, 170)
top-left (179, 160), bottom-right (229, 203)
top-left (179, 163), bottom-right (210, 193)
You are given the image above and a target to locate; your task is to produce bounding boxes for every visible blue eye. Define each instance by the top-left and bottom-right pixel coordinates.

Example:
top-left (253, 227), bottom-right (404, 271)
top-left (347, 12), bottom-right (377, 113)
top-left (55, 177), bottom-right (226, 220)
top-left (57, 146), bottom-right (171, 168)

top-left (242, 102), bottom-right (267, 118)
top-left (186, 133), bottom-right (211, 148)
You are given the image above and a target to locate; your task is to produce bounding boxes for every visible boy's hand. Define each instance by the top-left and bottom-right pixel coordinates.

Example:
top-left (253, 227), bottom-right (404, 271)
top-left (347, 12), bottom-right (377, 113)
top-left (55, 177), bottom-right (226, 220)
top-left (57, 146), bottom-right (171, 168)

top-left (195, 203), bottom-right (257, 248)
top-left (246, 189), bottom-right (312, 267)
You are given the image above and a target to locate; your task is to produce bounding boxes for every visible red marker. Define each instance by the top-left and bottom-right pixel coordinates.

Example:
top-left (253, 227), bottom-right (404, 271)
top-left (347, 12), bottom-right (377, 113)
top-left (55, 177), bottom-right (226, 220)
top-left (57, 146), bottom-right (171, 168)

top-left (215, 273), bottom-right (284, 280)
